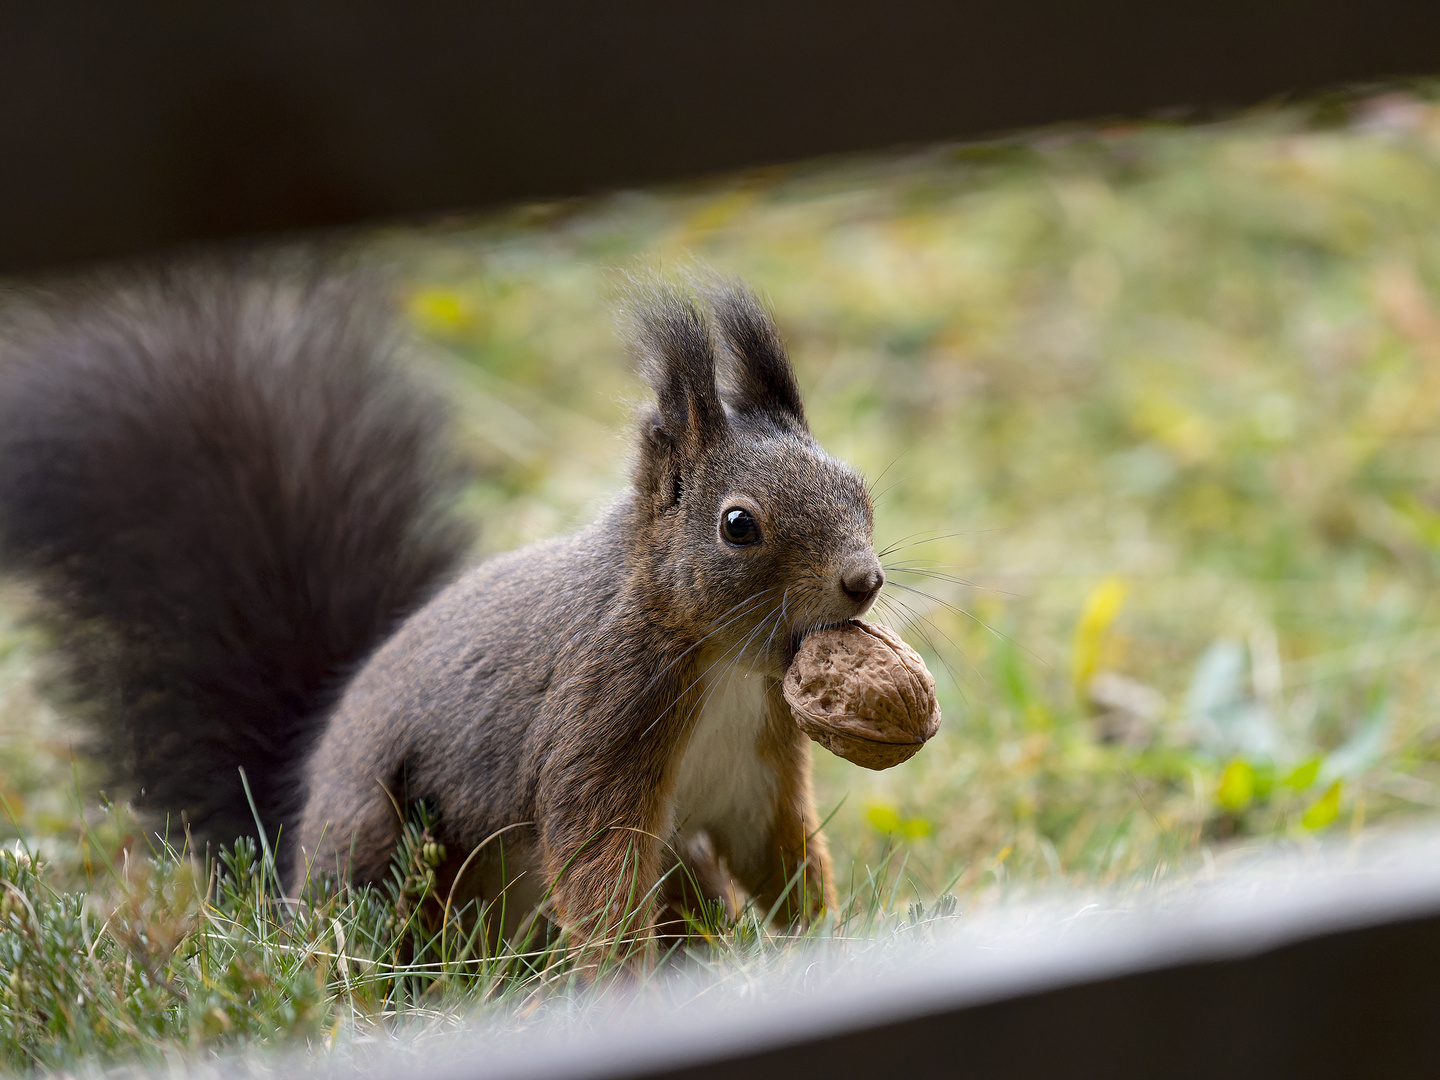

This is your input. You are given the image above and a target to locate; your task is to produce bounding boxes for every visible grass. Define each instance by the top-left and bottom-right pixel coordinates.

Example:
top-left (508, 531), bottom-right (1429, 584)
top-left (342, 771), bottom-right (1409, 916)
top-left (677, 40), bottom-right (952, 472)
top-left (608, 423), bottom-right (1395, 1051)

top-left (0, 802), bottom-right (953, 1075)
top-left (6, 83), bottom-right (1440, 1071)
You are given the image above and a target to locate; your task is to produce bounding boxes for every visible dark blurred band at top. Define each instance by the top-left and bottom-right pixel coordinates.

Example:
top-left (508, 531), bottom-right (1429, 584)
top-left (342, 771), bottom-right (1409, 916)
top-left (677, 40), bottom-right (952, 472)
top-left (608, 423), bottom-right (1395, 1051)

top-left (2, 0), bottom-right (1439, 274)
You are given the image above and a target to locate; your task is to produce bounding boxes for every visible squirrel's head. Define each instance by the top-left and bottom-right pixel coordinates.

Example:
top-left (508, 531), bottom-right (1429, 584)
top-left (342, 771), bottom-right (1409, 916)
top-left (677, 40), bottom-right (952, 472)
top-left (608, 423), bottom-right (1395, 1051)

top-left (626, 279), bottom-right (882, 675)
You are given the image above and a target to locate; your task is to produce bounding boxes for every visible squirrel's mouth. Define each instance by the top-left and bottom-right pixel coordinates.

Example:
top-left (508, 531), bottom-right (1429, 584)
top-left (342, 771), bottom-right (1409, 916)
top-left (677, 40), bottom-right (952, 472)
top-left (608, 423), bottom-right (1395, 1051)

top-left (783, 630), bottom-right (805, 670)
top-left (732, 585), bottom-right (876, 674)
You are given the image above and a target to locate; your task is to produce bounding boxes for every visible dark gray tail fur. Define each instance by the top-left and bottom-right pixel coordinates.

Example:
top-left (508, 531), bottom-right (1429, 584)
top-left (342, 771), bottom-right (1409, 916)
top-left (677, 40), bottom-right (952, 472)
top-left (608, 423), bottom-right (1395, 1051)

top-left (0, 263), bottom-right (473, 856)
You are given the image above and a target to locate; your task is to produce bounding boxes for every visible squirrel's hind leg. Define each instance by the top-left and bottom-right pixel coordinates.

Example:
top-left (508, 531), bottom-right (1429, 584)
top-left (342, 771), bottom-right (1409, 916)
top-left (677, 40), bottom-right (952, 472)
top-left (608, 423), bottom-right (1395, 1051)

top-left (655, 831), bottom-right (740, 944)
top-left (292, 748), bottom-right (409, 890)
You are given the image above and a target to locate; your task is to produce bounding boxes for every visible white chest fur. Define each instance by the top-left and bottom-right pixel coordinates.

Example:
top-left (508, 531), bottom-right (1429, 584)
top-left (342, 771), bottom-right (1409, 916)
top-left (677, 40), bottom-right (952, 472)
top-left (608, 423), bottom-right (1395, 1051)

top-left (668, 655), bottom-right (778, 880)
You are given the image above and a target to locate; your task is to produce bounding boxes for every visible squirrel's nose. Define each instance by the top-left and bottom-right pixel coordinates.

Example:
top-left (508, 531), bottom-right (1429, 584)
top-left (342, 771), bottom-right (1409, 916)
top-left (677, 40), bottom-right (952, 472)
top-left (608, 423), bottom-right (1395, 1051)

top-left (840, 555), bottom-right (885, 608)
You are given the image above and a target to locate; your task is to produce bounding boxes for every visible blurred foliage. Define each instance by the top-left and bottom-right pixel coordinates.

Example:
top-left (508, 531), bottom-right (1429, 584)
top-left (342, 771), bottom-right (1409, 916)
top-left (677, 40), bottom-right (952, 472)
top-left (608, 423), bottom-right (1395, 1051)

top-left (4, 85), bottom-right (1440, 1065)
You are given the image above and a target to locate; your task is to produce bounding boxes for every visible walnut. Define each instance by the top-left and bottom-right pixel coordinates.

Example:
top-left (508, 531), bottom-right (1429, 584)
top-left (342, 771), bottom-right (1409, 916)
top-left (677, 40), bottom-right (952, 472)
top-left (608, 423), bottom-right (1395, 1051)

top-left (782, 621), bottom-right (942, 770)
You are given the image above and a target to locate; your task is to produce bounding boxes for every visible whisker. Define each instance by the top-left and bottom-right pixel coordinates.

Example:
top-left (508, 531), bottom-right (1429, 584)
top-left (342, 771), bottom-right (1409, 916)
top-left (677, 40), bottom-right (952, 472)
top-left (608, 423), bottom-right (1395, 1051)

top-left (882, 561), bottom-right (980, 570)
top-left (758, 584), bottom-right (795, 664)
top-left (630, 586), bottom-right (783, 708)
top-left (871, 474), bottom-right (915, 504)
top-left (788, 596), bottom-right (825, 649)
top-left (886, 580), bottom-right (1048, 669)
top-left (877, 593), bottom-right (976, 702)
top-left (876, 529), bottom-right (1004, 559)
top-left (665, 596), bottom-right (799, 786)
top-left (639, 590), bottom-right (789, 740)
top-left (882, 566), bottom-right (1024, 600)
top-left (875, 529), bottom-right (936, 560)
top-left (866, 449), bottom-right (910, 497)
top-left (875, 594), bottom-right (963, 687)
top-left (884, 567), bottom-right (980, 588)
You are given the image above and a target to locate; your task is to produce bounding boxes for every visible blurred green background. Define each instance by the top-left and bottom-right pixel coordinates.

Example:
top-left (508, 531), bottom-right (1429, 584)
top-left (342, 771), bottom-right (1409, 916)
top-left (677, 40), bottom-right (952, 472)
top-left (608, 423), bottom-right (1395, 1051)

top-left (7, 87), bottom-right (1440, 903)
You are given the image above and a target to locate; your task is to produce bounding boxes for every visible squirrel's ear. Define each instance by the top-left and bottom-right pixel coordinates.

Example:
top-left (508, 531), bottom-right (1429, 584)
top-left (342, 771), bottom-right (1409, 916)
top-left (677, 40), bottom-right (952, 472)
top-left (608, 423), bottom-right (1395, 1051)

top-left (627, 284), bottom-right (728, 449)
top-left (708, 283), bottom-right (807, 429)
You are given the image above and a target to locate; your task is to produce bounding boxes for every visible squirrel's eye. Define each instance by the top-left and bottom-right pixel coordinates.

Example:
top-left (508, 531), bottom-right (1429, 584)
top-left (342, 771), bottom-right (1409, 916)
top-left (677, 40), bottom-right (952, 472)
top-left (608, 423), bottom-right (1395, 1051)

top-left (721, 507), bottom-right (761, 546)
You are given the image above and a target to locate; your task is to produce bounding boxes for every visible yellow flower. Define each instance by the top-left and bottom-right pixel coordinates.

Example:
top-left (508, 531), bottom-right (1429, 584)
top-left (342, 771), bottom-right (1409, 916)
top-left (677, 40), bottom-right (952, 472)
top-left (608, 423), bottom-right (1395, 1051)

top-left (1302, 781), bottom-right (1342, 830)
top-left (1072, 576), bottom-right (1127, 693)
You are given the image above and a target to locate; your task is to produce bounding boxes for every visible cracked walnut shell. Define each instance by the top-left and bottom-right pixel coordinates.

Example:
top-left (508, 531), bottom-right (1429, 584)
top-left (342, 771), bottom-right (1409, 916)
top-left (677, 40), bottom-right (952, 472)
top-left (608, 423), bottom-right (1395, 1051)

top-left (782, 621), bottom-right (942, 770)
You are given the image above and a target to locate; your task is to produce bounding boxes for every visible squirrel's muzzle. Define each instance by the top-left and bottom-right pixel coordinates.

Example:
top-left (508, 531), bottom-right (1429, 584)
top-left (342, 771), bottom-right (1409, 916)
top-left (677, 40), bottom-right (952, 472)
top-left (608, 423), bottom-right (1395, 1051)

top-left (839, 553), bottom-right (885, 612)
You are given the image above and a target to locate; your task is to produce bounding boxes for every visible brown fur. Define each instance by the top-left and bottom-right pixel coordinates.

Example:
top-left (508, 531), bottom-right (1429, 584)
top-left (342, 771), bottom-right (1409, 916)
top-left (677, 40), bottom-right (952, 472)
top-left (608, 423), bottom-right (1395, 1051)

top-left (296, 281), bottom-right (879, 962)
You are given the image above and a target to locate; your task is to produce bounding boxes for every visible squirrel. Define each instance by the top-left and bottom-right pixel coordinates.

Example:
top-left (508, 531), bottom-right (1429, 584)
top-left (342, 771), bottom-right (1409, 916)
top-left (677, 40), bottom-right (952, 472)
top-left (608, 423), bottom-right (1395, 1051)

top-left (0, 261), bottom-right (885, 958)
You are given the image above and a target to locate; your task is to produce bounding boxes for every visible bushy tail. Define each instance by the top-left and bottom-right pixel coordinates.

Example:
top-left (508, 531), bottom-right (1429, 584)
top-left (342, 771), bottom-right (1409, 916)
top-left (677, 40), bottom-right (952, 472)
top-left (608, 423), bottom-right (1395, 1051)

top-left (0, 263), bottom-right (473, 854)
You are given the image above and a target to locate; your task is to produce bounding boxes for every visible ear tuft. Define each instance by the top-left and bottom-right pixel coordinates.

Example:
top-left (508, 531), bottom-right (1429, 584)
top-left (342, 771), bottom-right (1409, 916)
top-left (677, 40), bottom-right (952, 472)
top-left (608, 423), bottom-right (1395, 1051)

top-left (705, 281), bottom-right (806, 427)
top-left (624, 279), bottom-right (728, 445)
